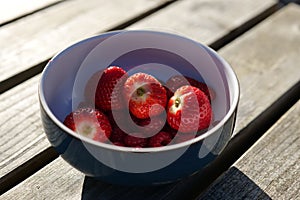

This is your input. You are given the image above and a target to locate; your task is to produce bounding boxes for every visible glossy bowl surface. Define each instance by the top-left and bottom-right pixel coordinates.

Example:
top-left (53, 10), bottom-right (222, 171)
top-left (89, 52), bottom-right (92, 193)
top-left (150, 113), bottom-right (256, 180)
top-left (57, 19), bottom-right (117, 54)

top-left (39, 30), bottom-right (239, 185)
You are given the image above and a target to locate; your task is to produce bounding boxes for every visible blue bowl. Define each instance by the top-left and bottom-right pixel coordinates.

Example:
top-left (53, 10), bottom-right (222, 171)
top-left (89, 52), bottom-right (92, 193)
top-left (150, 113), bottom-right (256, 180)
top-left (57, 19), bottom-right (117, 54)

top-left (39, 30), bottom-right (239, 185)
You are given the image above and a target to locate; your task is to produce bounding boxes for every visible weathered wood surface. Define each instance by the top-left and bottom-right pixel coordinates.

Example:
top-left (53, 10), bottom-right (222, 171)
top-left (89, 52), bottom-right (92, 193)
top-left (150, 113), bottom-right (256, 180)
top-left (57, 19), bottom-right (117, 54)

top-left (0, 75), bottom-right (50, 178)
top-left (0, 0), bottom-right (280, 181)
top-left (0, 0), bottom-right (168, 178)
top-left (198, 100), bottom-right (300, 200)
top-left (0, 0), bottom-right (166, 83)
top-left (128, 0), bottom-right (277, 45)
top-left (0, 0), bottom-right (63, 25)
top-left (0, 158), bottom-right (85, 200)
top-left (1, 3), bottom-right (300, 199)
top-left (218, 3), bottom-right (300, 136)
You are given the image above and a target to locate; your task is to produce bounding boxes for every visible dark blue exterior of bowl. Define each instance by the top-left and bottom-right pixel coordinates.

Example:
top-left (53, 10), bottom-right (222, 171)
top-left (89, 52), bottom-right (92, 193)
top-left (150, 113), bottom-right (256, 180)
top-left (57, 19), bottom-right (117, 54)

top-left (40, 103), bottom-right (236, 185)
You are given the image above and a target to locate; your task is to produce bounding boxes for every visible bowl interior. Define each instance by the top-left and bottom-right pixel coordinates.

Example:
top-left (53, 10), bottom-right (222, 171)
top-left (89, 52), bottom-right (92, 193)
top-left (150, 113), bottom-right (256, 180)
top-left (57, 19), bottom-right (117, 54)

top-left (40, 30), bottom-right (239, 148)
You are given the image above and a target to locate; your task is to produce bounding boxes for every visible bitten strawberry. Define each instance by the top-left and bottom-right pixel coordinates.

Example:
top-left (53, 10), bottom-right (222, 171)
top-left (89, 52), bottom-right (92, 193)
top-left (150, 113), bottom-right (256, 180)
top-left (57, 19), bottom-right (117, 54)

top-left (124, 73), bottom-right (167, 119)
top-left (85, 66), bottom-right (128, 111)
top-left (166, 75), bottom-right (214, 101)
top-left (63, 107), bottom-right (112, 143)
top-left (167, 85), bottom-right (212, 133)
top-left (148, 131), bottom-right (172, 147)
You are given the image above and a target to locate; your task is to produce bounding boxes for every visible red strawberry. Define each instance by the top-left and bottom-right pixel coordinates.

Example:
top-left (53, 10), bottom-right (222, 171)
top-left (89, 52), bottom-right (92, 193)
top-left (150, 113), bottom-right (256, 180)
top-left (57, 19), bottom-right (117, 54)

top-left (63, 107), bottom-right (112, 143)
top-left (148, 131), bottom-right (172, 147)
top-left (162, 123), bottom-right (178, 138)
top-left (109, 126), bottom-right (128, 143)
top-left (173, 132), bottom-right (196, 144)
top-left (166, 75), bottom-right (214, 102)
top-left (124, 134), bottom-right (148, 147)
top-left (113, 141), bottom-right (125, 146)
top-left (132, 114), bottom-right (166, 137)
top-left (106, 110), bottom-right (132, 133)
top-left (85, 66), bottom-right (128, 111)
top-left (124, 73), bottom-right (167, 119)
top-left (167, 85), bottom-right (212, 133)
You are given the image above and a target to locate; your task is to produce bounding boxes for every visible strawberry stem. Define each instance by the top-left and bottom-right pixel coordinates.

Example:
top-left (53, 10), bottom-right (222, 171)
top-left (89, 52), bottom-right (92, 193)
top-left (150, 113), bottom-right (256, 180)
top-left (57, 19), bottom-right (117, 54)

top-left (175, 98), bottom-right (181, 108)
top-left (136, 87), bottom-right (145, 96)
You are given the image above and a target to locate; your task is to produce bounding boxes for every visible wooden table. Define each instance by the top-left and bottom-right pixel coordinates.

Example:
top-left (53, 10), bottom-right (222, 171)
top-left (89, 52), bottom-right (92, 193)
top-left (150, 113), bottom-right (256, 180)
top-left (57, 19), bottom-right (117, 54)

top-left (0, 0), bottom-right (299, 199)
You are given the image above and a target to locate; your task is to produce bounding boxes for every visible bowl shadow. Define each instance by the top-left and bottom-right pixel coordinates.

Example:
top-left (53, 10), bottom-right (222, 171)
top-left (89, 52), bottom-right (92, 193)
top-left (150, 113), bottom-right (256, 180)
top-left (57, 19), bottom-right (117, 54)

top-left (81, 176), bottom-right (176, 200)
top-left (81, 167), bottom-right (271, 200)
top-left (198, 167), bottom-right (272, 200)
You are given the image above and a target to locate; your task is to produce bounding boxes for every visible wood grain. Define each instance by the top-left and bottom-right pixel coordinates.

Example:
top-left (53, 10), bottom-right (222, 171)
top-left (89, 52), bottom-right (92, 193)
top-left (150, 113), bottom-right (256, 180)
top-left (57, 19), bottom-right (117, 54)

top-left (0, 0), bottom-right (166, 179)
top-left (0, 0), bottom-right (64, 25)
top-left (0, 158), bottom-right (85, 200)
top-left (0, 0), bottom-right (281, 181)
top-left (199, 100), bottom-right (300, 199)
top-left (0, 0), bottom-right (165, 83)
top-left (0, 75), bottom-right (51, 178)
top-left (1, 2), bottom-right (300, 200)
top-left (128, 0), bottom-right (277, 45)
top-left (218, 3), bottom-right (300, 136)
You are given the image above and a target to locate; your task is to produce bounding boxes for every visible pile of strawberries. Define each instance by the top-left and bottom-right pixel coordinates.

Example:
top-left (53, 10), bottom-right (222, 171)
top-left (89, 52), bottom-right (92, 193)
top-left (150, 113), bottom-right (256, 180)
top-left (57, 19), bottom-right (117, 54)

top-left (63, 66), bottom-right (213, 148)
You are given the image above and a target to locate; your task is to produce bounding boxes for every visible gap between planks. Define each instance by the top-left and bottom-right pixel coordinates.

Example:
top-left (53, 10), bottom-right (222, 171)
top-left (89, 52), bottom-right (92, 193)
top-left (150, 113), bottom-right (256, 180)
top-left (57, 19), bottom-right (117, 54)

top-left (0, 0), bottom-right (280, 95)
top-left (0, 0), bottom-right (178, 194)
top-left (0, 0), bottom-right (177, 95)
top-left (0, 0), bottom-right (68, 27)
top-left (0, 147), bottom-right (58, 195)
top-left (209, 3), bottom-right (281, 50)
top-left (0, 0), bottom-right (294, 197)
top-left (162, 80), bottom-right (300, 200)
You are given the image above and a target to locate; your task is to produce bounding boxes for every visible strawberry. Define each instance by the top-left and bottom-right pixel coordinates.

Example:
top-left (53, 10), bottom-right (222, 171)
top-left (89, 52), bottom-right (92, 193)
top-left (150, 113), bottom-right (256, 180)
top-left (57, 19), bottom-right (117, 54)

top-left (63, 107), bottom-right (112, 143)
top-left (148, 131), bottom-right (172, 147)
top-left (106, 110), bottom-right (132, 133)
top-left (109, 126), bottom-right (128, 143)
top-left (132, 114), bottom-right (166, 137)
top-left (167, 85), bottom-right (212, 133)
top-left (173, 132), bottom-right (196, 144)
top-left (124, 134), bottom-right (148, 147)
top-left (124, 73), bottom-right (167, 119)
top-left (162, 123), bottom-right (178, 138)
top-left (113, 141), bottom-right (125, 146)
top-left (166, 75), bottom-right (214, 102)
top-left (85, 66), bottom-right (128, 111)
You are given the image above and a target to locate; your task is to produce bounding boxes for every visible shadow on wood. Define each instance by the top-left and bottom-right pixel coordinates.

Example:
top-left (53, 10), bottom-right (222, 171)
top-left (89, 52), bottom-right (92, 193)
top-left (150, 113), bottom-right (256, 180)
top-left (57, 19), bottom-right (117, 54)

top-left (279, 0), bottom-right (300, 5)
top-left (81, 166), bottom-right (272, 200)
top-left (198, 167), bottom-right (272, 200)
top-left (81, 176), bottom-right (176, 200)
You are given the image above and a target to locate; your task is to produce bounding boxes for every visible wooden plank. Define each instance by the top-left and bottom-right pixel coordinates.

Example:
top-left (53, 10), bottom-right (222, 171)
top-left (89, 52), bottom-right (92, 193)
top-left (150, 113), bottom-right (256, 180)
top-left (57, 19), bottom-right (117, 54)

top-left (128, 0), bottom-right (277, 45)
top-left (0, 75), bottom-right (52, 178)
top-left (198, 100), bottom-right (300, 199)
top-left (1, 3), bottom-right (300, 200)
top-left (0, 0), bottom-right (166, 83)
top-left (0, 158), bottom-right (85, 200)
top-left (0, 156), bottom-right (177, 200)
top-left (218, 3), bottom-right (300, 136)
top-left (0, 0), bottom-right (281, 181)
top-left (0, 0), bottom-right (166, 179)
top-left (0, 0), bottom-right (63, 25)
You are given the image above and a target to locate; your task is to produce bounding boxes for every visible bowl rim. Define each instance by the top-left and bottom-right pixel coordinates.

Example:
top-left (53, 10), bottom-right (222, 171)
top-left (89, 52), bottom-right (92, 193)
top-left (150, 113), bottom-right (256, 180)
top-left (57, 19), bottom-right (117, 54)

top-left (39, 30), bottom-right (240, 153)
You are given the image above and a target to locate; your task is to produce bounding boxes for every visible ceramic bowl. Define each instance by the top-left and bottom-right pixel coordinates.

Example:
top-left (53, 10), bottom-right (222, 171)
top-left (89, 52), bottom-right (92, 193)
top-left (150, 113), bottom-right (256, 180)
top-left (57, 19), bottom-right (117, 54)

top-left (39, 30), bottom-right (239, 185)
